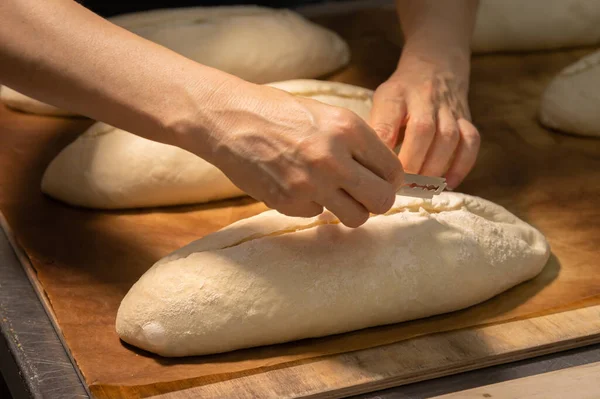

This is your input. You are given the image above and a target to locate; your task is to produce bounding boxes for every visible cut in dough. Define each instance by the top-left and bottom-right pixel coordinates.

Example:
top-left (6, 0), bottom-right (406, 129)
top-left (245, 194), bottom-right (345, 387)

top-left (472, 0), bottom-right (600, 53)
top-left (116, 192), bottom-right (550, 357)
top-left (0, 86), bottom-right (79, 117)
top-left (110, 6), bottom-right (350, 84)
top-left (539, 49), bottom-right (600, 137)
top-left (1, 6), bottom-right (349, 116)
top-left (41, 80), bottom-right (373, 209)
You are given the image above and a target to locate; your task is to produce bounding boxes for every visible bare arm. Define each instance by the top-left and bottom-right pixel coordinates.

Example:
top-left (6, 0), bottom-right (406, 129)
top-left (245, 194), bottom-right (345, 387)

top-left (370, 0), bottom-right (480, 190)
top-left (396, 0), bottom-right (478, 60)
top-left (0, 0), bottom-right (404, 227)
top-left (0, 0), bottom-right (231, 149)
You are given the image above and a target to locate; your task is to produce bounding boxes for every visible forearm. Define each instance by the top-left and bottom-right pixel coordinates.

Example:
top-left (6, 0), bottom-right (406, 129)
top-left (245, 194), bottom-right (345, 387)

top-left (0, 0), bottom-right (241, 152)
top-left (395, 0), bottom-right (479, 66)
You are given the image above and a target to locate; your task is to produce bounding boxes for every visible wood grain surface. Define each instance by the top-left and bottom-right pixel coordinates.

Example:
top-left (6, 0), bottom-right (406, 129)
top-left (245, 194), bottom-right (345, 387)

top-left (0, 6), bottom-right (599, 399)
top-left (433, 361), bottom-right (600, 399)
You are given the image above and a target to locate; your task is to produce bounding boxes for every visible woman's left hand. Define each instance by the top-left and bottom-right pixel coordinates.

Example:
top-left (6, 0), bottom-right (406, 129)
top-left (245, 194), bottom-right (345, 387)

top-left (370, 47), bottom-right (480, 190)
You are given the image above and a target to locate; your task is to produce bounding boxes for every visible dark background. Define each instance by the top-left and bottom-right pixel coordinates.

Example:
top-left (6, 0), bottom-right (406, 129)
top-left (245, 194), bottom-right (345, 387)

top-left (78, 0), bottom-right (346, 17)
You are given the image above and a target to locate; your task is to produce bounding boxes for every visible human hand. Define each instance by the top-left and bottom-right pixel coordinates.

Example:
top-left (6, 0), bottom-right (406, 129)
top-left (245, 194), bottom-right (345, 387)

top-left (370, 48), bottom-right (480, 190)
top-left (185, 81), bottom-right (404, 228)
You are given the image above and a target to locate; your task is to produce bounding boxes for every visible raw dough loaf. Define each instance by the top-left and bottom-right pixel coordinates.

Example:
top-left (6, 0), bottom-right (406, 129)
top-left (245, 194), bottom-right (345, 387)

top-left (41, 80), bottom-right (373, 209)
top-left (539, 49), bottom-right (600, 137)
top-left (1, 6), bottom-right (349, 116)
top-left (109, 6), bottom-right (350, 84)
top-left (472, 0), bottom-right (600, 53)
top-left (116, 192), bottom-right (550, 357)
top-left (0, 86), bottom-right (78, 117)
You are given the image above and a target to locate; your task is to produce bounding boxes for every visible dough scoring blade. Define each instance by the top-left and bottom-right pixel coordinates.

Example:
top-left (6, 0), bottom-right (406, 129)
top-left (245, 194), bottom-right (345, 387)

top-left (397, 173), bottom-right (447, 199)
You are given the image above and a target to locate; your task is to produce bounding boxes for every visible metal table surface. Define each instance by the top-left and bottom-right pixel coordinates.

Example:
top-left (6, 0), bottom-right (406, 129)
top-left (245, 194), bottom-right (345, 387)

top-left (2, 222), bottom-right (600, 399)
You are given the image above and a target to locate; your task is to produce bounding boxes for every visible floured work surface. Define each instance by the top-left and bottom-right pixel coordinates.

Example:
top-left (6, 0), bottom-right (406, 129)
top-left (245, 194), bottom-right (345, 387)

top-left (1, 7), bottom-right (600, 399)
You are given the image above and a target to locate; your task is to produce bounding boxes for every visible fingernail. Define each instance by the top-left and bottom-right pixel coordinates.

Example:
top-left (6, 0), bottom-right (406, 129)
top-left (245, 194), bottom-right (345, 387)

top-left (445, 176), bottom-right (456, 191)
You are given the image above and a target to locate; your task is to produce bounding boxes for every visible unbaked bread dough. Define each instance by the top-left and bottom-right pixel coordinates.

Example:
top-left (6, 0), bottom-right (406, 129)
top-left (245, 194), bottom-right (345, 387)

top-left (110, 6), bottom-right (350, 84)
top-left (1, 6), bottom-right (350, 116)
top-left (472, 0), bottom-right (600, 53)
top-left (539, 49), bottom-right (600, 137)
top-left (0, 86), bottom-right (78, 117)
top-left (115, 192), bottom-right (550, 357)
top-left (41, 80), bottom-right (374, 209)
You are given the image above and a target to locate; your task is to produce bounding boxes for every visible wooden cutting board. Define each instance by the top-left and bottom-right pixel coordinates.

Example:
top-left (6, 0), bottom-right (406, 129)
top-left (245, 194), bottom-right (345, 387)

top-left (1, 6), bottom-right (600, 399)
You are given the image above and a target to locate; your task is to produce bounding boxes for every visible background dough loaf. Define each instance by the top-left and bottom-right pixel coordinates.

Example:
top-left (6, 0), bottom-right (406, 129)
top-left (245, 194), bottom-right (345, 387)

top-left (472, 0), bottom-right (600, 53)
top-left (110, 6), bottom-right (350, 84)
top-left (116, 192), bottom-right (550, 357)
top-left (41, 80), bottom-right (373, 208)
top-left (539, 49), bottom-right (600, 137)
top-left (0, 86), bottom-right (79, 117)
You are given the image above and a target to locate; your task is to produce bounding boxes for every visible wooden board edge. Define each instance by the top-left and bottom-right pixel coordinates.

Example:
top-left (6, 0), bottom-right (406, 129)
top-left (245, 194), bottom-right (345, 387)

top-left (0, 211), bottom-right (93, 398)
top-left (145, 305), bottom-right (600, 399)
top-left (431, 361), bottom-right (600, 399)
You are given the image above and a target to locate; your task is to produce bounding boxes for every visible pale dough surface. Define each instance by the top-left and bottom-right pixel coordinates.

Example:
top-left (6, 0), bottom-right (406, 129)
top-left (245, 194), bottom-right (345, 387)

top-left (41, 80), bottom-right (374, 208)
top-left (116, 192), bottom-right (550, 357)
top-left (109, 6), bottom-right (350, 84)
top-left (0, 86), bottom-right (79, 117)
top-left (1, 6), bottom-right (349, 116)
top-left (472, 0), bottom-right (600, 53)
top-left (539, 49), bottom-right (600, 137)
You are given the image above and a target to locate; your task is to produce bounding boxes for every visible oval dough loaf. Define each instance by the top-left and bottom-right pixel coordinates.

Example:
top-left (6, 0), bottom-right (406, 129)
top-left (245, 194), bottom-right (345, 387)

top-left (2, 6), bottom-right (349, 116)
top-left (41, 80), bottom-right (373, 208)
top-left (109, 6), bottom-right (350, 84)
top-left (472, 0), bottom-right (600, 53)
top-left (0, 86), bottom-right (79, 117)
top-left (116, 192), bottom-right (550, 357)
top-left (539, 49), bottom-right (600, 137)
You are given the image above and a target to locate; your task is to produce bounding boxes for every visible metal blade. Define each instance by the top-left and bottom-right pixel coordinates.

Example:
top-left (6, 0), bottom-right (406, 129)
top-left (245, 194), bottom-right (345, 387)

top-left (396, 173), bottom-right (447, 199)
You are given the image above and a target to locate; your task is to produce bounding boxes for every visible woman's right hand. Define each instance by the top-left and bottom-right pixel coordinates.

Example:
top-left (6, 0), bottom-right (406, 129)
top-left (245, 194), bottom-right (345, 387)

top-left (178, 80), bottom-right (405, 228)
top-left (0, 0), bottom-right (401, 228)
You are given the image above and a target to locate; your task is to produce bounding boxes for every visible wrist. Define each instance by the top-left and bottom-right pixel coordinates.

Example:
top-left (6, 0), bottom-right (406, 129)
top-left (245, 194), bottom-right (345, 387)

top-left (158, 67), bottom-right (250, 163)
top-left (400, 39), bottom-right (471, 82)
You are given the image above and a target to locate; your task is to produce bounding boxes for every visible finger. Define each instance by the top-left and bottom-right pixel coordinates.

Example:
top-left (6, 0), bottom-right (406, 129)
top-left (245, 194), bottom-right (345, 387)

top-left (420, 106), bottom-right (460, 177)
top-left (351, 120), bottom-right (404, 189)
top-left (322, 189), bottom-right (370, 228)
top-left (445, 119), bottom-right (481, 190)
top-left (370, 84), bottom-right (407, 148)
top-left (399, 101), bottom-right (436, 174)
top-left (342, 162), bottom-right (397, 215)
top-left (272, 200), bottom-right (324, 218)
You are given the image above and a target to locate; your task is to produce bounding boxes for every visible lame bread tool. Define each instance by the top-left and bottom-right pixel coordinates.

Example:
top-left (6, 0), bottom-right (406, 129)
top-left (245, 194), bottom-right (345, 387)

top-left (397, 173), bottom-right (447, 199)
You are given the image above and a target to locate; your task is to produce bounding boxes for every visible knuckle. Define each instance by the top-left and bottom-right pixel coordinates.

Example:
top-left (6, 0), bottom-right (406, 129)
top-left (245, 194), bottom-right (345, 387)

top-left (308, 150), bottom-right (344, 176)
top-left (329, 108), bottom-right (360, 136)
top-left (415, 80), bottom-right (434, 98)
top-left (463, 127), bottom-right (481, 147)
top-left (375, 81), bottom-right (394, 95)
top-left (421, 79), bottom-right (434, 92)
top-left (374, 84), bottom-right (404, 102)
top-left (372, 122), bottom-right (396, 140)
top-left (412, 117), bottom-right (435, 136)
top-left (438, 126), bottom-right (460, 142)
top-left (284, 173), bottom-right (314, 197)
